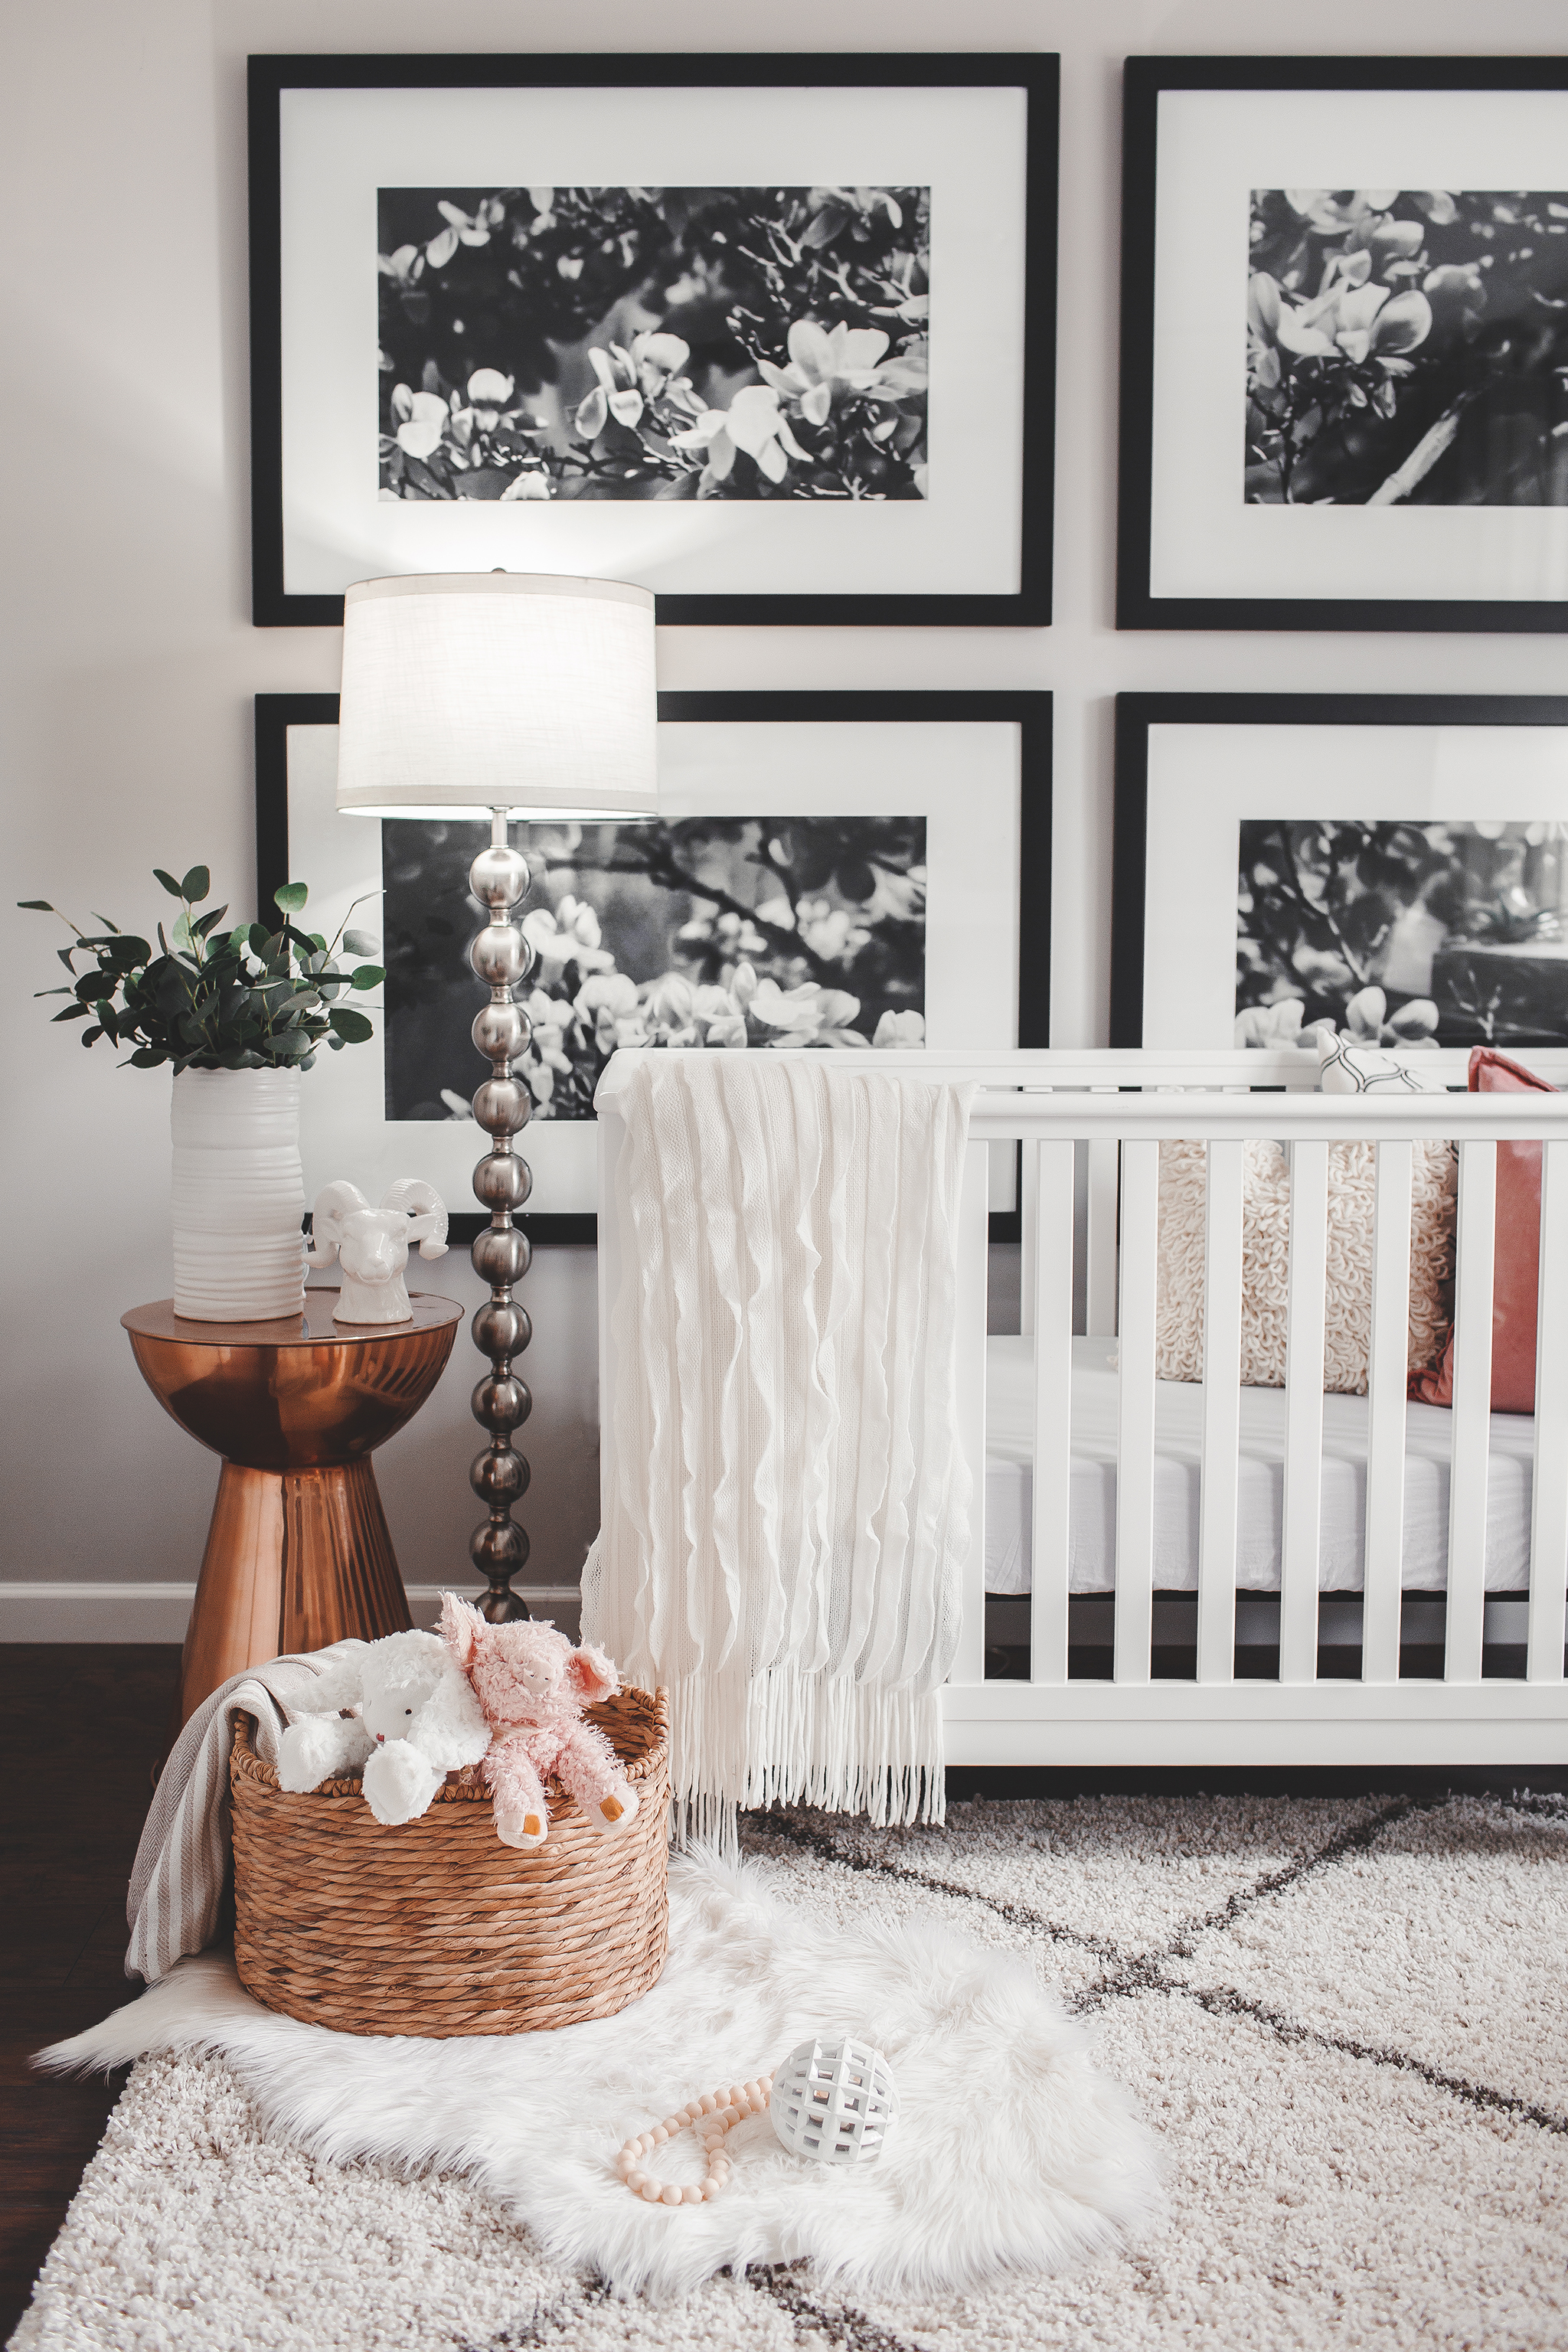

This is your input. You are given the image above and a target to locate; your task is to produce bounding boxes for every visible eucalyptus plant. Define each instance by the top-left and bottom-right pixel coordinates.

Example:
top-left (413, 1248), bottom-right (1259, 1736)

top-left (20, 864), bottom-right (384, 1073)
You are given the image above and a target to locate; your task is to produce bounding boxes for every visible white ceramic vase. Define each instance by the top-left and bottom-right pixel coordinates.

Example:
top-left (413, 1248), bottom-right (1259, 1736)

top-left (170, 1067), bottom-right (307, 1322)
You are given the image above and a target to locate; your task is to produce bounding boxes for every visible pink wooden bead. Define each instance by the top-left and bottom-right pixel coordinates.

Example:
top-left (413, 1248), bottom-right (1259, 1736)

top-left (626, 2170), bottom-right (648, 2193)
top-left (661, 2184), bottom-right (682, 2208)
top-left (651, 2126), bottom-right (669, 2145)
top-left (662, 2115), bottom-right (684, 2135)
top-left (698, 2093), bottom-right (717, 2115)
top-left (727, 2085), bottom-right (746, 2107)
top-left (681, 2184), bottom-right (703, 2206)
top-left (640, 2180), bottom-right (663, 2203)
top-left (701, 2178), bottom-right (720, 2200)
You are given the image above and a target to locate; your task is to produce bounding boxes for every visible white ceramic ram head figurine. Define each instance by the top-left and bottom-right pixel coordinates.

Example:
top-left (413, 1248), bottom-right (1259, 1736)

top-left (306, 1178), bottom-right (448, 1324)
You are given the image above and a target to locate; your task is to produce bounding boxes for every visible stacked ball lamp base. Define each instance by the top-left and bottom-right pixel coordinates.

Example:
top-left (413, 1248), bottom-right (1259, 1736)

top-left (616, 2037), bottom-right (898, 2207)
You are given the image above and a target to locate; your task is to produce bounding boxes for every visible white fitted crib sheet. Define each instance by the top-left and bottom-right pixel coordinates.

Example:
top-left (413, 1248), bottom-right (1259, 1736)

top-left (984, 1337), bottom-right (1537, 1598)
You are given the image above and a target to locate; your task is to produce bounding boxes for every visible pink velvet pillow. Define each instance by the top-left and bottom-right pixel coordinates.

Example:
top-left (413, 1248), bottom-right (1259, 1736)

top-left (1409, 1047), bottom-right (1550, 1415)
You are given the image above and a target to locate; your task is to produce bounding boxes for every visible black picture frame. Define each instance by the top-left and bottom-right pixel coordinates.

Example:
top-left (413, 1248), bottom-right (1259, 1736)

top-left (1117, 57), bottom-right (1568, 633)
top-left (1111, 691), bottom-right (1568, 1047)
top-left (248, 51), bottom-right (1058, 629)
top-left (256, 689), bottom-right (1052, 1243)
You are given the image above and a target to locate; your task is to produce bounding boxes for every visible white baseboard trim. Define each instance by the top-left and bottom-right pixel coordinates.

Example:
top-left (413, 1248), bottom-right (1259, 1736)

top-left (0, 1583), bottom-right (583, 1643)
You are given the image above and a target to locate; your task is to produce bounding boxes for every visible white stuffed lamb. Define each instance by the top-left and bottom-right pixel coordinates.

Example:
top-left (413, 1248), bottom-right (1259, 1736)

top-left (277, 1630), bottom-right (491, 1826)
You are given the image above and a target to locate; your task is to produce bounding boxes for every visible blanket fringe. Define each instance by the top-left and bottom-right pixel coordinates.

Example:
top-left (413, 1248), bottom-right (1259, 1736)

top-left (657, 1664), bottom-right (946, 1853)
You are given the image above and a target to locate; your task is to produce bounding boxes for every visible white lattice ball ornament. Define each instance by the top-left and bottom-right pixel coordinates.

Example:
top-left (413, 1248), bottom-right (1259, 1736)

top-left (769, 2036), bottom-right (899, 2167)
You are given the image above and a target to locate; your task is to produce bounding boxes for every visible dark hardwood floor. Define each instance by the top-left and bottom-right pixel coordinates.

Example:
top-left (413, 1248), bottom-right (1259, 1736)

top-left (1, 1644), bottom-right (180, 2343)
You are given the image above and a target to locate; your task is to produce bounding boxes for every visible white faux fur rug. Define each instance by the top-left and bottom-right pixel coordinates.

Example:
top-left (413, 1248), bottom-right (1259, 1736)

top-left (16, 1791), bottom-right (1568, 2351)
top-left (31, 1848), bottom-right (1158, 2305)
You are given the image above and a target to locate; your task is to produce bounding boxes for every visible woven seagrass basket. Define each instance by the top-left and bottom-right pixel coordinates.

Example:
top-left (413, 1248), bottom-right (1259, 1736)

top-left (230, 1687), bottom-right (669, 2036)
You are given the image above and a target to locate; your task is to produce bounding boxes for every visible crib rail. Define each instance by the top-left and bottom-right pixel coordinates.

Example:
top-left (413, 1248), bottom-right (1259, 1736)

top-left (952, 1050), bottom-right (1568, 1765)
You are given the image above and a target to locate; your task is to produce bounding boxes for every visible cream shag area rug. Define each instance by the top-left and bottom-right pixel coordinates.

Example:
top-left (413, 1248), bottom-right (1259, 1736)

top-left (15, 1790), bottom-right (1568, 2352)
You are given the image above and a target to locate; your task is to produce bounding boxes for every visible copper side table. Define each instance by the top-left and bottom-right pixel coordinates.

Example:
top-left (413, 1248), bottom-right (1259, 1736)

top-left (123, 1292), bottom-right (463, 1742)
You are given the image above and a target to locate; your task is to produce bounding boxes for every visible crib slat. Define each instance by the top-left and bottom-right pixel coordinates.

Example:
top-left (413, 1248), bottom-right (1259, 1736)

top-left (1197, 1140), bottom-right (1244, 1684)
top-left (1086, 1126), bottom-right (1119, 1337)
top-left (1362, 1141), bottom-right (1413, 1685)
top-left (1018, 1133), bottom-right (1040, 1339)
top-left (1529, 1138), bottom-right (1568, 1683)
top-left (1446, 1141), bottom-right (1496, 1684)
top-left (952, 1138), bottom-right (992, 1690)
top-left (1115, 1140), bottom-right (1160, 1684)
top-left (1031, 1139), bottom-right (1076, 1686)
top-left (1279, 1142), bottom-right (1328, 1684)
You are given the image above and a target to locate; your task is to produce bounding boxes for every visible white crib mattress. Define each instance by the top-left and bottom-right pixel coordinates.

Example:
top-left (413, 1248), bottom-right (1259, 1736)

top-left (984, 1336), bottom-right (1536, 1599)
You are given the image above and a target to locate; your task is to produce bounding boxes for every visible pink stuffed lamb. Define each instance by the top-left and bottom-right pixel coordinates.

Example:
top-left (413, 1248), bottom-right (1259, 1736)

top-left (439, 1593), bottom-right (641, 1851)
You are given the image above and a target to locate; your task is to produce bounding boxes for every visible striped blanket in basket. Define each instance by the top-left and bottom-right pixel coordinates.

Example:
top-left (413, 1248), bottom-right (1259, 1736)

top-left (126, 1644), bottom-right (363, 1983)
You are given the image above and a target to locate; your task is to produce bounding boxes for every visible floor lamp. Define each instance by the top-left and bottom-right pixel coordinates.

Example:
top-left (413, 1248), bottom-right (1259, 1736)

top-left (336, 571), bottom-right (658, 1621)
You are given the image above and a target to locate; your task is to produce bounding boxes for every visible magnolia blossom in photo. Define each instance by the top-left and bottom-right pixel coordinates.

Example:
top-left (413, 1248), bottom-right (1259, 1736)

top-left (378, 183), bottom-right (929, 504)
top-left (1246, 188), bottom-right (1568, 507)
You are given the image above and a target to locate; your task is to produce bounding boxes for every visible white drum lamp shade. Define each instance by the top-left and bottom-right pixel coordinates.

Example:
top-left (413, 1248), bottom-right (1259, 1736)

top-left (335, 570), bottom-right (658, 821)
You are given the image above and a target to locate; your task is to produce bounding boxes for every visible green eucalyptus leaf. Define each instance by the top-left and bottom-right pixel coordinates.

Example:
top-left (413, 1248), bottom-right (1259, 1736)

top-left (34, 987), bottom-right (72, 998)
top-left (328, 1033), bottom-right (345, 1050)
top-left (18, 899), bottom-right (54, 912)
top-left (90, 913), bottom-right (122, 933)
top-left (328, 1006), bottom-right (374, 1044)
top-left (52, 1002), bottom-right (92, 1022)
top-left (179, 865), bottom-right (211, 901)
top-left (80, 1025), bottom-right (102, 1047)
top-left (341, 928), bottom-right (381, 956)
top-left (153, 870), bottom-right (185, 898)
top-left (349, 965), bottom-right (385, 991)
top-left (193, 905), bottom-right (229, 939)
top-left (273, 881), bottom-right (309, 915)
top-left (129, 1047), bottom-right (166, 1067)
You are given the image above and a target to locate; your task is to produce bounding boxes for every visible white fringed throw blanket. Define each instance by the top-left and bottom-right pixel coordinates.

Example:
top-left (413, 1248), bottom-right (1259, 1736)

top-left (582, 1052), bottom-right (975, 1836)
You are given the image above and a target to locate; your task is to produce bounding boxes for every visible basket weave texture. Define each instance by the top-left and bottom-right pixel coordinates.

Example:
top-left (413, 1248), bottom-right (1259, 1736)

top-left (230, 1686), bottom-right (670, 2037)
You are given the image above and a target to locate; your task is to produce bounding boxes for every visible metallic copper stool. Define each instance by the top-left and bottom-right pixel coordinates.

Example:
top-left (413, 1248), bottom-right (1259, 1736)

top-left (123, 1292), bottom-right (462, 1743)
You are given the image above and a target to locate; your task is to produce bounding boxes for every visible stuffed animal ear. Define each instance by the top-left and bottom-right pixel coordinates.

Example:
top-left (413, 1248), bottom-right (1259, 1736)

top-left (439, 1590), bottom-right (486, 1669)
top-left (566, 1641), bottom-right (620, 1707)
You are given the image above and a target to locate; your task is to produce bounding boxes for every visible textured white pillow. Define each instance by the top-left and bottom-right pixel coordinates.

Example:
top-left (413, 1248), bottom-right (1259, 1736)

top-left (1316, 1029), bottom-right (1446, 1094)
top-left (1155, 1138), bottom-right (1455, 1394)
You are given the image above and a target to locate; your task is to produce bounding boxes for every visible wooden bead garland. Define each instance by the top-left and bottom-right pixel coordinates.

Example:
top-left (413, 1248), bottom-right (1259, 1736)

top-left (615, 2074), bottom-right (774, 2206)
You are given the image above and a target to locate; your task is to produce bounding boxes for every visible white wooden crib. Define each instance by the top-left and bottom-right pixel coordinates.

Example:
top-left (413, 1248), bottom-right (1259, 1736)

top-left (597, 1048), bottom-right (1568, 1775)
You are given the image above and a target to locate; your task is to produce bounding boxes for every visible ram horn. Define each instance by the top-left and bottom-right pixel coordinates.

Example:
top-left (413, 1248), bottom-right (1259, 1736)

top-left (380, 1176), bottom-right (449, 1260)
top-left (305, 1179), bottom-right (370, 1269)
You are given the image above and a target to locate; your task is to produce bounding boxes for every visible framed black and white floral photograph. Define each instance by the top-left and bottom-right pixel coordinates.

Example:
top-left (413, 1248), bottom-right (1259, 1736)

top-left (1111, 694), bottom-right (1568, 1056)
top-left (1117, 58), bottom-right (1568, 632)
top-left (248, 54), bottom-right (1057, 627)
top-left (257, 690), bottom-right (1052, 1238)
